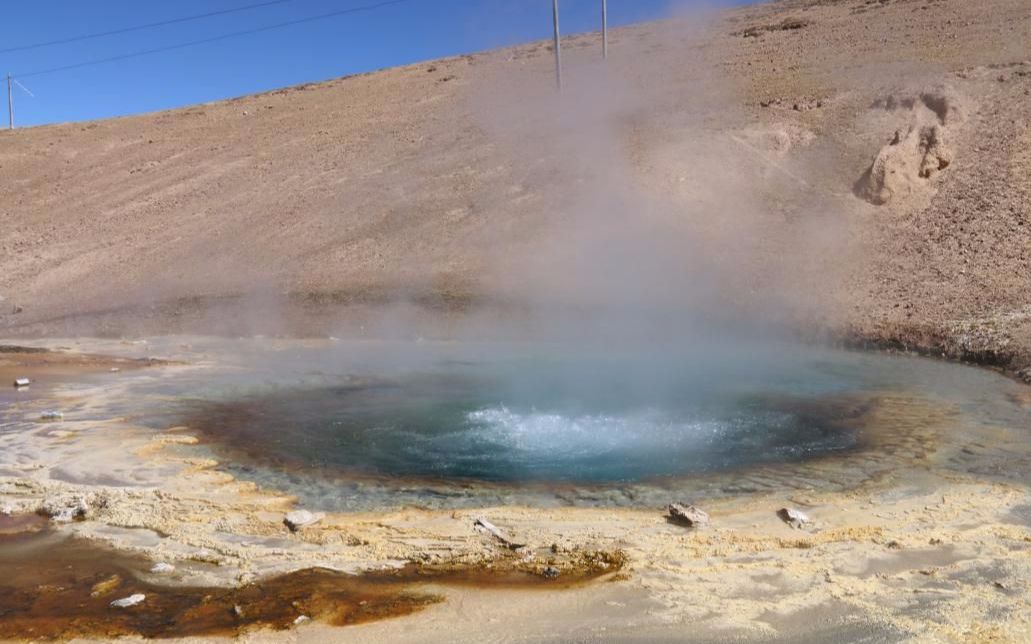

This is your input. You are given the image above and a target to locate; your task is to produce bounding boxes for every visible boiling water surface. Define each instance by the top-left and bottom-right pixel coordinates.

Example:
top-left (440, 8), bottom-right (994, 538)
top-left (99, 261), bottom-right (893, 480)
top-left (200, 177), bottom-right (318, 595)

top-left (121, 337), bottom-right (1031, 511)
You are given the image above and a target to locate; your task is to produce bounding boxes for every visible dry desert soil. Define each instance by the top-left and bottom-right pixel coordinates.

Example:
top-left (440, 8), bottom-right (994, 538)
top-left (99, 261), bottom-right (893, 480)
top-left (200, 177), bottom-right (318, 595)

top-left (0, 0), bottom-right (1029, 380)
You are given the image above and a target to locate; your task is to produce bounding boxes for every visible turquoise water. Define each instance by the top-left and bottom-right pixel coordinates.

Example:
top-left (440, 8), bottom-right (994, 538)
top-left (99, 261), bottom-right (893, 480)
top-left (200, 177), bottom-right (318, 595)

top-left (189, 369), bottom-right (861, 483)
top-left (168, 339), bottom-right (942, 485)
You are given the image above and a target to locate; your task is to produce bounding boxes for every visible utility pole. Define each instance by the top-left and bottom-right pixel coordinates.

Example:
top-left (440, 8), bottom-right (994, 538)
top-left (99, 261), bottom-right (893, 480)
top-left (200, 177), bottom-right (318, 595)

top-left (6, 74), bottom-right (12, 130)
top-left (602, 0), bottom-right (608, 59)
top-left (552, 0), bottom-right (562, 91)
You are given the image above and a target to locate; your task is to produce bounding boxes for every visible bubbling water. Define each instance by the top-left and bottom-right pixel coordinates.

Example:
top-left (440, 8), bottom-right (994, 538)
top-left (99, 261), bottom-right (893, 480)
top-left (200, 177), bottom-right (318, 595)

top-left (178, 339), bottom-right (867, 484)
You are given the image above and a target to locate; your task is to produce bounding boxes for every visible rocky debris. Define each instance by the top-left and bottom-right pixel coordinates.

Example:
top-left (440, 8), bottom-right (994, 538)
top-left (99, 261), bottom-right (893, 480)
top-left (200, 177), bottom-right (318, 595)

top-left (473, 517), bottom-right (525, 548)
top-left (110, 593), bottom-right (146, 608)
top-left (231, 604), bottom-right (244, 618)
top-left (40, 411), bottom-right (64, 421)
top-left (871, 86), bottom-right (967, 126)
top-left (667, 503), bottom-right (710, 528)
top-left (13, 378), bottom-right (30, 388)
top-left (284, 509), bottom-right (324, 532)
top-left (1016, 368), bottom-right (1031, 384)
top-left (858, 85), bottom-right (967, 206)
top-left (293, 615), bottom-right (311, 625)
top-left (777, 507), bottom-right (811, 529)
top-left (542, 566), bottom-right (560, 579)
top-left (0, 345), bottom-right (47, 354)
top-left (857, 123), bottom-right (953, 205)
top-left (759, 97), bottom-right (824, 111)
top-left (738, 17), bottom-right (811, 38)
top-left (150, 562), bottom-right (175, 574)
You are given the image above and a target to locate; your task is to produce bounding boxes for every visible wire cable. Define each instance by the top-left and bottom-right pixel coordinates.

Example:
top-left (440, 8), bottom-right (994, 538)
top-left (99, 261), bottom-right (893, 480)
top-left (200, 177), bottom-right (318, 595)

top-left (17, 0), bottom-right (419, 79)
top-left (1, 0), bottom-right (298, 55)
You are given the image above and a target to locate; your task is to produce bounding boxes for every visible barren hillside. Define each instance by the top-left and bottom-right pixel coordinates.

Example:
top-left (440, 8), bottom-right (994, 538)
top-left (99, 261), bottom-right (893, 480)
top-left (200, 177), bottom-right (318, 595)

top-left (1, 0), bottom-right (1029, 377)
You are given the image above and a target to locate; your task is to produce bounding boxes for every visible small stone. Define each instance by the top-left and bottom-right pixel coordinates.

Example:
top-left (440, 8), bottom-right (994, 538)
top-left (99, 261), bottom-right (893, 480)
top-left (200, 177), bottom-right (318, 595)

top-left (150, 562), bottom-right (175, 574)
top-left (293, 615), bottom-right (310, 625)
top-left (667, 503), bottom-right (710, 528)
top-left (284, 509), bottom-right (324, 532)
top-left (777, 507), bottom-right (811, 528)
top-left (473, 517), bottom-right (524, 548)
top-left (542, 566), bottom-right (560, 579)
top-left (13, 378), bottom-right (30, 388)
top-left (232, 604), bottom-right (244, 618)
top-left (40, 411), bottom-right (64, 421)
top-left (110, 593), bottom-right (146, 608)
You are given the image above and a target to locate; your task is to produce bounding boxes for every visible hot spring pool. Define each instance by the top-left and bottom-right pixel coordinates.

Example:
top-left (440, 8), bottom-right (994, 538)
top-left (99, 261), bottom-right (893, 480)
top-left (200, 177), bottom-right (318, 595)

top-left (118, 337), bottom-right (1031, 510)
top-left (189, 371), bottom-right (862, 483)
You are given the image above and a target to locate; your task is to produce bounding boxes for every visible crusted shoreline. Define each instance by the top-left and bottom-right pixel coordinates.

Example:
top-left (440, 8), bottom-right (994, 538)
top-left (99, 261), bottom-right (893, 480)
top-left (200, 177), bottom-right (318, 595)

top-left (1, 338), bottom-right (1030, 641)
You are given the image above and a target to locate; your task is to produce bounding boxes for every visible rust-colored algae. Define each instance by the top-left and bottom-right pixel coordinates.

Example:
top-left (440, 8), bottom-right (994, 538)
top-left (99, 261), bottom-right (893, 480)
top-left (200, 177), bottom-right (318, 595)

top-left (0, 526), bottom-right (621, 640)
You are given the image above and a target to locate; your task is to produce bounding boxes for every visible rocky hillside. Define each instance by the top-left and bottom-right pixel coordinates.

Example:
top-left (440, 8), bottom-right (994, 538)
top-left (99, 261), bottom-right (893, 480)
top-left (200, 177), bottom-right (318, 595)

top-left (1, 0), bottom-right (1029, 377)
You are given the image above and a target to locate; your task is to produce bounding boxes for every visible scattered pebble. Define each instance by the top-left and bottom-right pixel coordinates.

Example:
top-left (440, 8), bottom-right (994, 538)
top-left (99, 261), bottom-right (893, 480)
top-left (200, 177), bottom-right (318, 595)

top-left (110, 593), bottom-right (146, 608)
top-left (40, 410), bottom-right (64, 421)
top-left (667, 503), bottom-right (710, 528)
top-left (473, 517), bottom-right (524, 548)
top-left (293, 615), bottom-right (310, 625)
top-left (284, 509), bottom-right (324, 532)
top-left (777, 507), bottom-right (811, 529)
top-left (542, 566), bottom-right (560, 579)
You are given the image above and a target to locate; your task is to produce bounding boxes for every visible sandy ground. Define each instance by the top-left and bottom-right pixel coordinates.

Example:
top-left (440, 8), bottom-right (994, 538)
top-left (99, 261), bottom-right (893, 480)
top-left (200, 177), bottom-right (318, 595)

top-left (0, 0), bottom-right (1028, 379)
top-left (1, 340), bottom-right (1030, 641)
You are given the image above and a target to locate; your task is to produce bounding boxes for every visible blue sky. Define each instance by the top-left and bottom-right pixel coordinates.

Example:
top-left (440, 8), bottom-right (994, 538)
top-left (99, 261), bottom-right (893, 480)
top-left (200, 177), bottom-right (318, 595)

top-left (3, 0), bottom-right (752, 127)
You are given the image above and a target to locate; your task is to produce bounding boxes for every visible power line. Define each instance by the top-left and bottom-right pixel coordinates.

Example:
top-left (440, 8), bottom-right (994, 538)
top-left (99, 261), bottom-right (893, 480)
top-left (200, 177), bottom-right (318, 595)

top-left (0, 0), bottom-right (298, 55)
top-left (17, 0), bottom-right (419, 79)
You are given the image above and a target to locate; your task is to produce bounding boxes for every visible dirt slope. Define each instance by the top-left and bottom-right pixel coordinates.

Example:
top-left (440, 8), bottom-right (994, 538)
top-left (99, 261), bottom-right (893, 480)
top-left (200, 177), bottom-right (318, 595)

top-left (1, 0), bottom-right (1029, 375)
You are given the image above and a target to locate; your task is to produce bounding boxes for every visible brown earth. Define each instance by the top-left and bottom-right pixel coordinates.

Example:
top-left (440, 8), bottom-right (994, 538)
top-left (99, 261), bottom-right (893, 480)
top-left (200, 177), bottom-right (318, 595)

top-left (1, 0), bottom-right (1030, 380)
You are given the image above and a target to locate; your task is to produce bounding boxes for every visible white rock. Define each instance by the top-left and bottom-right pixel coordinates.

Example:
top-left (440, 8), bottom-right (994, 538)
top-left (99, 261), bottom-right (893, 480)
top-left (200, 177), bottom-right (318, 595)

top-left (293, 615), bottom-right (310, 625)
top-left (150, 562), bottom-right (175, 574)
top-left (13, 378), bottom-right (30, 388)
top-left (284, 509), bottom-right (324, 531)
top-left (668, 503), bottom-right (710, 528)
top-left (778, 507), bottom-right (811, 528)
top-left (473, 517), bottom-right (525, 548)
top-left (40, 410), bottom-right (64, 421)
top-left (110, 593), bottom-right (146, 608)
